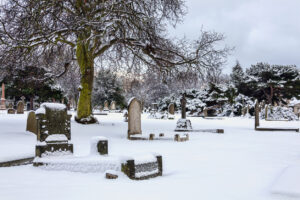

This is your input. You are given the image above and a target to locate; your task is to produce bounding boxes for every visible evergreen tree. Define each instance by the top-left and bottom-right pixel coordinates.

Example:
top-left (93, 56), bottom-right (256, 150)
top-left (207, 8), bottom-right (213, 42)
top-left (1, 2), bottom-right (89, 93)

top-left (92, 69), bottom-right (125, 109)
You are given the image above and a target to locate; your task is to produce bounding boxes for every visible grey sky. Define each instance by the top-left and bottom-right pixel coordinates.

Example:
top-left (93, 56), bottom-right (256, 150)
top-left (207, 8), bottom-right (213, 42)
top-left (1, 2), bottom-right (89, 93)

top-left (169, 0), bottom-right (300, 73)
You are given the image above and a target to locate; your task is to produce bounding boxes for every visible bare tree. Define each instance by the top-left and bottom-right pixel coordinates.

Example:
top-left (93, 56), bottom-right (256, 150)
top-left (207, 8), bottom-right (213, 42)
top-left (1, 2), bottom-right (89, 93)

top-left (0, 0), bottom-right (230, 123)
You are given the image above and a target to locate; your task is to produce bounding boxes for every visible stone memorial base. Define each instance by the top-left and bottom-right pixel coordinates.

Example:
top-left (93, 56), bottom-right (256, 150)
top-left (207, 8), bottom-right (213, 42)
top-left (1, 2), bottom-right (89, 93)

top-left (35, 142), bottom-right (73, 157)
top-left (7, 108), bottom-right (16, 114)
top-left (175, 118), bottom-right (192, 132)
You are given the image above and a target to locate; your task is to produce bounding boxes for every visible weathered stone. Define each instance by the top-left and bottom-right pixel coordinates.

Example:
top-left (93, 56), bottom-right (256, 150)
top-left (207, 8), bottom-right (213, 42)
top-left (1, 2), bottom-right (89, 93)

top-left (121, 155), bottom-right (162, 180)
top-left (149, 133), bottom-right (155, 140)
top-left (203, 107), bottom-right (208, 117)
top-left (104, 100), bottom-right (109, 111)
top-left (106, 172), bottom-right (118, 179)
top-left (8, 102), bottom-right (13, 109)
top-left (7, 108), bottom-right (16, 114)
top-left (110, 101), bottom-right (116, 110)
top-left (35, 103), bottom-right (73, 157)
top-left (180, 94), bottom-right (187, 119)
top-left (168, 103), bottom-right (175, 115)
top-left (128, 98), bottom-right (142, 138)
top-left (255, 100), bottom-right (260, 129)
top-left (175, 118), bottom-right (192, 131)
top-left (97, 139), bottom-right (108, 155)
top-left (26, 111), bottom-right (37, 135)
top-left (174, 134), bottom-right (189, 142)
top-left (16, 101), bottom-right (24, 114)
top-left (159, 133), bottom-right (164, 137)
top-left (265, 105), bottom-right (269, 120)
top-left (123, 110), bottom-right (128, 122)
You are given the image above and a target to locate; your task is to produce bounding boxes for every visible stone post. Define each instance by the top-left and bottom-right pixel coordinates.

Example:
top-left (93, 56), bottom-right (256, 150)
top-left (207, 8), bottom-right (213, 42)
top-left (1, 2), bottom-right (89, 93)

top-left (180, 93), bottom-right (187, 119)
top-left (265, 105), bottom-right (268, 120)
top-left (255, 100), bottom-right (260, 129)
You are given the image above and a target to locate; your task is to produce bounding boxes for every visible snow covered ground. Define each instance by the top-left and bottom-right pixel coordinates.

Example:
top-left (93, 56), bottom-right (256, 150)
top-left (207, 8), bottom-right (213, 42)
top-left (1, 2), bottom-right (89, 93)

top-left (0, 110), bottom-right (300, 200)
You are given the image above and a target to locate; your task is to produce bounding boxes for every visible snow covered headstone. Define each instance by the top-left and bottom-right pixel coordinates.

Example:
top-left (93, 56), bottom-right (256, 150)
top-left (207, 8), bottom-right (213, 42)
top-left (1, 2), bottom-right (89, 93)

top-left (35, 103), bottom-right (73, 157)
top-left (175, 94), bottom-right (192, 131)
top-left (16, 101), bottom-right (24, 114)
top-left (128, 97), bottom-right (142, 138)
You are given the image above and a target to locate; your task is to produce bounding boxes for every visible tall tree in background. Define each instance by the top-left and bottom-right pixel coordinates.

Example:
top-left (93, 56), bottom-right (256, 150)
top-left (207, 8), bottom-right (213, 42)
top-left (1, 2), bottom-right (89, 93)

top-left (0, 0), bottom-right (230, 123)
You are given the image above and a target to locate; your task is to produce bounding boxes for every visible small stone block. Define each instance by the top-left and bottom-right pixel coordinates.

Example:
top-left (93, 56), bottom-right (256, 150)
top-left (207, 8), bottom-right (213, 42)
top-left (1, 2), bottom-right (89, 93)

top-left (106, 172), bottom-right (118, 179)
top-left (159, 133), bottom-right (164, 137)
top-left (149, 133), bottom-right (155, 140)
top-left (216, 129), bottom-right (224, 134)
top-left (174, 134), bottom-right (180, 142)
top-left (97, 140), bottom-right (108, 155)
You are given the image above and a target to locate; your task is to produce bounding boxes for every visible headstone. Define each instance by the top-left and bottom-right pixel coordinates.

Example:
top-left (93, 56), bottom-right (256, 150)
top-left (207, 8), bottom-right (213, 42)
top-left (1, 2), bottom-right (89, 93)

top-left (20, 96), bottom-right (26, 104)
top-left (168, 103), bottom-right (175, 115)
top-left (16, 101), bottom-right (24, 114)
top-left (127, 98), bottom-right (142, 138)
top-left (175, 94), bottom-right (192, 131)
top-left (242, 107), bottom-right (247, 116)
top-left (151, 103), bottom-right (158, 112)
top-left (0, 83), bottom-right (6, 110)
top-left (104, 100), bottom-right (109, 111)
top-left (203, 107), bottom-right (208, 117)
top-left (35, 103), bottom-right (73, 157)
top-left (90, 137), bottom-right (108, 155)
top-left (26, 111), bottom-right (37, 135)
top-left (255, 100), bottom-right (260, 129)
top-left (110, 101), bottom-right (116, 110)
top-left (8, 102), bottom-right (13, 109)
top-left (7, 108), bottom-right (16, 114)
top-left (265, 105), bottom-right (269, 120)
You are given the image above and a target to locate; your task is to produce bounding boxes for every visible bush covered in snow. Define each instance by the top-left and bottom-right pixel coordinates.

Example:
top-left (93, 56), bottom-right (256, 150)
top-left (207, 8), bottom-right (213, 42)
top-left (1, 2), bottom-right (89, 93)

top-left (260, 106), bottom-right (298, 121)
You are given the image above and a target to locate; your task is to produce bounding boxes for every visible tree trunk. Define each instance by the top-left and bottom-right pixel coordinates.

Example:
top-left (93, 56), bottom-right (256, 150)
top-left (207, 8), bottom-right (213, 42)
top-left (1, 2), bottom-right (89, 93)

top-left (75, 40), bottom-right (97, 124)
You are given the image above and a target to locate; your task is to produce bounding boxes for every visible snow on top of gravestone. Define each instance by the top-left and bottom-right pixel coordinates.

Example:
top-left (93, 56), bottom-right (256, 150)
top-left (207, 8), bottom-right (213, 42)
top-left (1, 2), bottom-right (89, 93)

top-left (46, 134), bottom-right (68, 142)
top-left (128, 97), bottom-right (137, 106)
top-left (35, 107), bottom-right (45, 115)
top-left (40, 102), bottom-right (66, 110)
top-left (132, 153), bottom-right (158, 165)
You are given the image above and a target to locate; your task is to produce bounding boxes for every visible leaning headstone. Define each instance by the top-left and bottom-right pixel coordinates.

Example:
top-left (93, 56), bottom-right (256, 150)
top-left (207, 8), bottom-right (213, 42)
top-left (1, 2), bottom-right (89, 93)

top-left (16, 101), bottom-right (24, 114)
top-left (104, 100), bottom-right (109, 111)
top-left (26, 111), bottom-right (37, 135)
top-left (110, 101), bottom-right (116, 110)
top-left (127, 97), bottom-right (142, 138)
top-left (34, 103), bottom-right (73, 158)
top-left (175, 94), bottom-right (192, 131)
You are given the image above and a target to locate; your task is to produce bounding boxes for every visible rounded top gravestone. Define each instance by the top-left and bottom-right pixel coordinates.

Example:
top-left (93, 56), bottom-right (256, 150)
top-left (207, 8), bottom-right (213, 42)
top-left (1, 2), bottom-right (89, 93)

top-left (127, 97), bottom-right (142, 137)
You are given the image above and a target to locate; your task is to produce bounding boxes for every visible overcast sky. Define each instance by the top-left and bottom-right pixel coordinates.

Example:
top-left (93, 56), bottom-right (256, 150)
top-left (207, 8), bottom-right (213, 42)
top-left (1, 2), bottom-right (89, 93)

top-left (169, 0), bottom-right (300, 73)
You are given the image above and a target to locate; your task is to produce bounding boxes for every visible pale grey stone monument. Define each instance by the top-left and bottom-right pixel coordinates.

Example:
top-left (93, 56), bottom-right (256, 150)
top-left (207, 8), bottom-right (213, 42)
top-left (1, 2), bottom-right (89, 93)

top-left (127, 97), bottom-right (142, 138)
top-left (110, 101), bottom-right (116, 110)
top-left (104, 100), bottom-right (109, 111)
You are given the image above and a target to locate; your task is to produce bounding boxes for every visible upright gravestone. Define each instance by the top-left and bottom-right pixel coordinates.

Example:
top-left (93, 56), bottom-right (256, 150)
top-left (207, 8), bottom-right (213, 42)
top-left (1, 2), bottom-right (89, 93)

top-left (127, 98), bottom-right (142, 138)
top-left (26, 111), bottom-right (37, 135)
top-left (16, 101), bottom-right (24, 114)
top-left (8, 102), bottom-right (13, 109)
top-left (168, 103), bottom-right (175, 120)
top-left (0, 83), bottom-right (6, 110)
top-left (104, 100), bottom-right (109, 111)
top-left (203, 107), bottom-right (208, 117)
top-left (168, 103), bottom-right (175, 115)
top-left (35, 103), bottom-right (73, 157)
top-left (265, 105), bottom-right (269, 120)
top-left (175, 94), bottom-right (192, 131)
top-left (110, 101), bottom-right (116, 110)
top-left (255, 100), bottom-right (260, 129)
